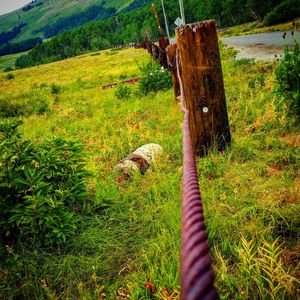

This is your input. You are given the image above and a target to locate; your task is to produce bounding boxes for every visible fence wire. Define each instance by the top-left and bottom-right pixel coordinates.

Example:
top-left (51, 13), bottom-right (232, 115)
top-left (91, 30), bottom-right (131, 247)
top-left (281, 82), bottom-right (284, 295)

top-left (176, 49), bottom-right (218, 300)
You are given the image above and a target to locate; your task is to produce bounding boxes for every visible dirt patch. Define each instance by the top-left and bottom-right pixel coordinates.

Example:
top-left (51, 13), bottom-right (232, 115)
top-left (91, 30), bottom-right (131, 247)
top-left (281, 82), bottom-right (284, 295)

top-left (280, 135), bottom-right (300, 147)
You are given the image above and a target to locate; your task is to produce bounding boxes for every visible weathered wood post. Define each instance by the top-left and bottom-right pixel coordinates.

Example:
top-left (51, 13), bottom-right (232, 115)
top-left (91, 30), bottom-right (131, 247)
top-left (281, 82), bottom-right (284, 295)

top-left (158, 37), bottom-right (170, 69)
top-left (166, 43), bottom-right (180, 99)
top-left (158, 37), bottom-right (169, 49)
top-left (176, 20), bottom-right (231, 156)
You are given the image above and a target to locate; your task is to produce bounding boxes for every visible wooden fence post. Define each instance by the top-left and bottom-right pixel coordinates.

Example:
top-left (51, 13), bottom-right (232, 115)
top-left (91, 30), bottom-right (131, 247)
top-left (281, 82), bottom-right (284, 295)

top-left (176, 20), bottom-right (231, 156)
top-left (166, 43), bottom-right (180, 99)
top-left (158, 37), bottom-right (170, 69)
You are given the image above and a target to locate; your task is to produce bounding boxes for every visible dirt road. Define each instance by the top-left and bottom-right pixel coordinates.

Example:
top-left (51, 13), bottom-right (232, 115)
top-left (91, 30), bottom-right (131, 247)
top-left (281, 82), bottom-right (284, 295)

top-left (221, 31), bottom-right (300, 61)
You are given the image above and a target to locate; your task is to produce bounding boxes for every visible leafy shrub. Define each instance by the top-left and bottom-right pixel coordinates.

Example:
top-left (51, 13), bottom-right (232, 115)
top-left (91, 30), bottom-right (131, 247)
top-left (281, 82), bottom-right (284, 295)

top-left (234, 58), bottom-right (255, 68)
top-left (248, 74), bottom-right (266, 88)
top-left (4, 67), bottom-right (13, 72)
top-left (5, 73), bottom-right (14, 80)
top-left (274, 40), bottom-right (300, 124)
top-left (115, 84), bottom-right (132, 99)
top-left (0, 120), bottom-right (92, 245)
top-left (51, 83), bottom-right (61, 95)
top-left (51, 83), bottom-right (61, 103)
top-left (119, 74), bottom-right (128, 80)
top-left (263, 0), bottom-right (300, 25)
top-left (0, 96), bottom-right (49, 118)
top-left (138, 61), bottom-right (172, 95)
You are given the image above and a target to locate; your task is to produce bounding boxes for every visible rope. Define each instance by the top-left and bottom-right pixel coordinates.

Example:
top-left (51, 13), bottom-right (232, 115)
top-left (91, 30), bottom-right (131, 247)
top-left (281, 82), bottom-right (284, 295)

top-left (176, 49), bottom-right (218, 300)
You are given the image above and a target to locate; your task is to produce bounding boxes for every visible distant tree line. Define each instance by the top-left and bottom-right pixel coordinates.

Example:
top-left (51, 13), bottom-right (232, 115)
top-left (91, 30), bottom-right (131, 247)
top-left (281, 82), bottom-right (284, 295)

top-left (0, 23), bottom-right (42, 57)
top-left (22, 0), bottom-right (42, 12)
top-left (16, 0), bottom-right (298, 68)
top-left (1, 0), bottom-right (143, 57)
top-left (0, 38), bottom-right (42, 56)
top-left (0, 23), bottom-right (27, 44)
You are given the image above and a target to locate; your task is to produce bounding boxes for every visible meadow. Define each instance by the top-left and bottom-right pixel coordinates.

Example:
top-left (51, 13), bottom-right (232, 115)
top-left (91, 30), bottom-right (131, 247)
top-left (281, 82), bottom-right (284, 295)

top-left (218, 18), bottom-right (300, 38)
top-left (0, 52), bottom-right (27, 71)
top-left (0, 45), bottom-right (299, 299)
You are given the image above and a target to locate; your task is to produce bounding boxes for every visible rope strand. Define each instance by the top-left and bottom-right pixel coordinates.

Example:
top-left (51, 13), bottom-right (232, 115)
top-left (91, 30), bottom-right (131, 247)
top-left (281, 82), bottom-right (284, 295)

top-left (176, 49), bottom-right (218, 300)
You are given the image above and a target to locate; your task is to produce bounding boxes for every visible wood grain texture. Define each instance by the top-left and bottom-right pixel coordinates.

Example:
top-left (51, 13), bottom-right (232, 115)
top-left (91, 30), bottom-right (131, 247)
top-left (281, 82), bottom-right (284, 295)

top-left (176, 20), bottom-right (231, 156)
top-left (158, 37), bottom-right (170, 69)
top-left (166, 43), bottom-right (180, 98)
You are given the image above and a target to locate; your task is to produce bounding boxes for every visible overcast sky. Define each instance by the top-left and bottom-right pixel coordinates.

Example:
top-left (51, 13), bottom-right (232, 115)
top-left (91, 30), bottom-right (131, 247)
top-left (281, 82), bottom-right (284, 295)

top-left (0, 0), bottom-right (32, 16)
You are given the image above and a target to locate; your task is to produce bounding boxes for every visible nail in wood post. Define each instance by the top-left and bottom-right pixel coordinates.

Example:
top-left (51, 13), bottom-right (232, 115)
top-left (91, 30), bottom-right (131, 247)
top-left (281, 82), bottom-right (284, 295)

top-left (176, 20), bottom-right (231, 156)
top-left (166, 43), bottom-right (180, 98)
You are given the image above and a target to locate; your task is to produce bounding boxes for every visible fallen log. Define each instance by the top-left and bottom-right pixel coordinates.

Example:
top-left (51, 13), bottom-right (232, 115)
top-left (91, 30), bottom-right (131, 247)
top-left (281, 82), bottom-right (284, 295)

top-left (102, 77), bottom-right (140, 90)
top-left (102, 83), bottom-right (118, 90)
top-left (121, 77), bottom-right (140, 85)
top-left (115, 143), bottom-right (163, 176)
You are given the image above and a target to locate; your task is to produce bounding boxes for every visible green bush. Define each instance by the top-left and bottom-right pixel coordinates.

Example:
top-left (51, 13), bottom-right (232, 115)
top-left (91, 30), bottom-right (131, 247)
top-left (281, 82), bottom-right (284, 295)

top-left (5, 73), bottom-right (14, 80)
top-left (0, 96), bottom-right (49, 118)
top-left (234, 58), bottom-right (255, 68)
top-left (263, 0), bottom-right (300, 25)
top-left (274, 40), bottom-right (300, 124)
top-left (4, 67), bottom-right (13, 72)
top-left (119, 73), bottom-right (128, 80)
top-left (138, 61), bottom-right (172, 95)
top-left (0, 120), bottom-right (92, 245)
top-left (50, 83), bottom-right (61, 95)
top-left (248, 73), bottom-right (266, 89)
top-left (115, 84), bottom-right (132, 99)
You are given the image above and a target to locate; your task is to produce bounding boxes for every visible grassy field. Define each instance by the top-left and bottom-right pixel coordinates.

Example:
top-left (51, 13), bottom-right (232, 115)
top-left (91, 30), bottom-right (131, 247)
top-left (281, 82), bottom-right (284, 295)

top-left (0, 45), bottom-right (299, 299)
top-left (0, 52), bottom-right (27, 70)
top-left (0, 0), bottom-right (134, 42)
top-left (219, 18), bottom-right (300, 38)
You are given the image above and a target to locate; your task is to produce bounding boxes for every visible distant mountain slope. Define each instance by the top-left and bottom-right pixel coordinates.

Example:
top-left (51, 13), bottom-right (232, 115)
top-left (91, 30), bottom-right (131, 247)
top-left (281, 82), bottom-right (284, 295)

top-left (15, 0), bottom-right (296, 69)
top-left (0, 0), bottom-right (136, 45)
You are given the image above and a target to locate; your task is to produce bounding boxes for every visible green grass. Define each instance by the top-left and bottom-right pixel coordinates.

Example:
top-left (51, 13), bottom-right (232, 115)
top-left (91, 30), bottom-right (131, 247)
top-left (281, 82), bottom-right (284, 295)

top-left (0, 52), bottom-right (26, 70)
top-left (0, 46), bottom-right (299, 299)
top-left (219, 18), bottom-right (300, 38)
top-left (105, 0), bottom-right (135, 12)
top-left (0, 0), bottom-right (134, 42)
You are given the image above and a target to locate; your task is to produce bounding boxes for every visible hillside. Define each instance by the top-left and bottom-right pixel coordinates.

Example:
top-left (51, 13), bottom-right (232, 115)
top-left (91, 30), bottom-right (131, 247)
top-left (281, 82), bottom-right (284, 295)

top-left (13, 0), bottom-right (300, 69)
top-left (0, 0), bottom-right (150, 54)
top-left (0, 44), bottom-right (299, 298)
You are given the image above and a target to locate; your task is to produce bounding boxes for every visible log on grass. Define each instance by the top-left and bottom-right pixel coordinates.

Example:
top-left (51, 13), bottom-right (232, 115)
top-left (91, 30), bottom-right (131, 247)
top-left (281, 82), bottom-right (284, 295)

top-left (115, 143), bottom-right (163, 175)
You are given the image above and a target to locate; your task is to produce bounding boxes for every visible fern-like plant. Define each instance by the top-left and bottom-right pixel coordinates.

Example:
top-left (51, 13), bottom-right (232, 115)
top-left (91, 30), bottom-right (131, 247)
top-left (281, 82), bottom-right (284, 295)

top-left (236, 236), bottom-right (299, 298)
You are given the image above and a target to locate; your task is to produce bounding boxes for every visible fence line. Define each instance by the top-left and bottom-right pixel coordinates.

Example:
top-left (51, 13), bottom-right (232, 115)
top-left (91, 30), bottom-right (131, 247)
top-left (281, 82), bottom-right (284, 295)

top-left (176, 50), bottom-right (218, 300)
top-left (139, 37), bottom-right (218, 299)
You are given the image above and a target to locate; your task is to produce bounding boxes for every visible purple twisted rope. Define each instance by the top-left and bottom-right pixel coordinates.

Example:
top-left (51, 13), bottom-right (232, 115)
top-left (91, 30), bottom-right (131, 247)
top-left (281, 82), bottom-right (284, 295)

top-left (176, 50), bottom-right (218, 300)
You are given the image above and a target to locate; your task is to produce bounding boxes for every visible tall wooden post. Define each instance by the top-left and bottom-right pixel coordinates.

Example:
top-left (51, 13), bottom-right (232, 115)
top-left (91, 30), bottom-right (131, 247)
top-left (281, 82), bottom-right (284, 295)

top-left (166, 43), bottom-right (180, 98)
top-left (158, 37), bottom-right (169, 69)
top-left (158, 37), bottom-right (169, 49)
top-left (151, 3), bottom-right (163, 36)
top-left (176, 20), bottom-right (231, 156)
